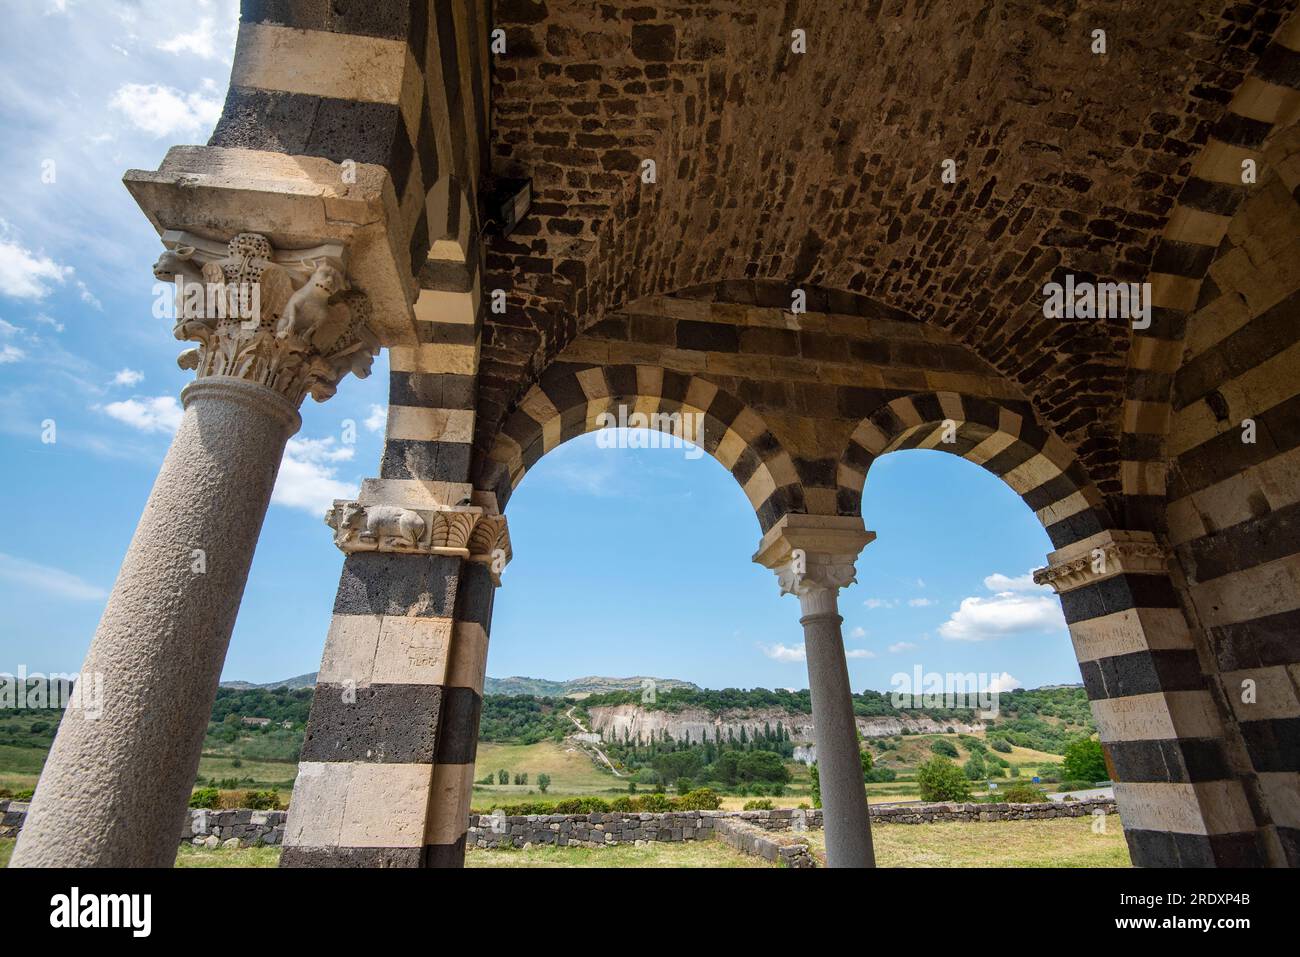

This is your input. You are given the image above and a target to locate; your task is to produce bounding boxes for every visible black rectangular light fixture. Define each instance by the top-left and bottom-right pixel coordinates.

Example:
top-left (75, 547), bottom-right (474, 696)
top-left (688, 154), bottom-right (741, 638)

top-left (483, 176), bottom-right (532, 237)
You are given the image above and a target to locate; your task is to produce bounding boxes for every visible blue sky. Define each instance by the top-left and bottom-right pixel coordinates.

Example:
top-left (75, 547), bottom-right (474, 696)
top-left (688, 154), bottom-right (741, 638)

top-left (0, 1), bottom-right (1081, 693)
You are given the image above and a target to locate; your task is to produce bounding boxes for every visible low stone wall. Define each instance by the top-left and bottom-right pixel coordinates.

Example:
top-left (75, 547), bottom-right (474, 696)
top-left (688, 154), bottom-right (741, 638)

top-left (0, 800), bottom-right (28, 839)
top-left (871, 798), bottom-right (1116, 824)
top-left (179, 808), bottom-right (287, 847)
top-left (467, 799), bottom-right (1116, 848)
top-left (713, 817), bottom-right (816, 868)
top-left (0, 798), bottom-right (1116, 853)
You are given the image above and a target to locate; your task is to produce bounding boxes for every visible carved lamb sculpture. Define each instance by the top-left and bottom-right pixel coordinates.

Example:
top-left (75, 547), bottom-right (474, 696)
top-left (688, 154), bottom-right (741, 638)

top-left (277, 260), bottom-right (348, 344)
top-left (337, 503), bottom-right (427, 551)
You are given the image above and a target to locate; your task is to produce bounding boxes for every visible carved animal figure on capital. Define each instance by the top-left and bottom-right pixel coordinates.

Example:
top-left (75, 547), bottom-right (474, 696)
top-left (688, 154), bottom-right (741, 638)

top-left (151, 245), bottom-right (203, 285)
top-left (277, 260), bottom-right (349, 344)
top-left (336, 503), bottom-right (426, 550)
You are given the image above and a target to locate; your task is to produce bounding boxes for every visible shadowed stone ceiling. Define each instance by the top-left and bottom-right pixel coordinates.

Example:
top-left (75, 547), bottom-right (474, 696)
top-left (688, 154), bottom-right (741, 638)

top-left (478, 0), bottom-right (1289, 501)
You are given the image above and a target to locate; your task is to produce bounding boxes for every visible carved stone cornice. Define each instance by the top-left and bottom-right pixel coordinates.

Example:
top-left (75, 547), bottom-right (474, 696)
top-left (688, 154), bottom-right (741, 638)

top-left (153, 230), bottom-right (379, 407)
top-left (1033, 529), bottom-right (1169, 595)
top-left (324, 501), bottom-right (512, 583)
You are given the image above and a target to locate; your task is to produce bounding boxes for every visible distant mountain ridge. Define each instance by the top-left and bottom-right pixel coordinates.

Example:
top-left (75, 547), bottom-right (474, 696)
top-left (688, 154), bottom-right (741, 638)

top-left (485, 675), bottom-right (700, 697)
top-left (220, 672), bottom-right (318, 690)
top-left (219, 673), bottom-right (699, 697)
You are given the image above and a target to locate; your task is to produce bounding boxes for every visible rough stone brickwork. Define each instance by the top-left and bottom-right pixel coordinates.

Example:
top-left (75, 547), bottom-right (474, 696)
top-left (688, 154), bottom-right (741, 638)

top-left (479, 0), bottom-right (1294, 526)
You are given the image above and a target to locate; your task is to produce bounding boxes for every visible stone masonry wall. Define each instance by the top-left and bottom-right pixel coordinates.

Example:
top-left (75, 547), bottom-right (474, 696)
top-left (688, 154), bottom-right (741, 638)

top-left (466, 799), bottom-right (1118, 848)
top-left (0, 799), bottom-right (1115, 856)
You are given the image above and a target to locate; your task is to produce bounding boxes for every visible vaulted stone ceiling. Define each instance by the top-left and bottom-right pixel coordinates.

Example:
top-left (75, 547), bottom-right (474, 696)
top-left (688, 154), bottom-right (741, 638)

top-left (477, 0), bottom-right (1289, 506)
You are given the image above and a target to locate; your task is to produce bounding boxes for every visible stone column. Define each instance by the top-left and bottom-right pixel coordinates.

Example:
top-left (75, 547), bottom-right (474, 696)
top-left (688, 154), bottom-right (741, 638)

top-left (12, 233), bottom-right (378, 868)
top-left (754, 515), bottom-right (877, 868)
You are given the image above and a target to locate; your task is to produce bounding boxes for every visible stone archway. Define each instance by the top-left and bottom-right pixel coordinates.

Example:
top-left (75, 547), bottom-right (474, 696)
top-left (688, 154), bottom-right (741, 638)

top-left (840, 391), bottom-right (1266, 866)
top-left (478, 363), bottom-right (809, 532)
top-left (14, 0), bottom-right (1300, 870)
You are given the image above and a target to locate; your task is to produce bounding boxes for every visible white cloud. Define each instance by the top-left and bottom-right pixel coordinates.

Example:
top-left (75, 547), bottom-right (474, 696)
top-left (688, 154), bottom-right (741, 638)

top-left (916, 578), bottom-right (926, 588)
top-left (888, 641), bottom-right (917, 653)
top-left (0, 552), bottom-right (106, 601)
top-left (983, 571), bottom-right (1041, 592)
top-left (848, 626), bottom-right (866, 640)
top-left (845, 648), bottom-right (876, 659)
top-left (0, 319), bottom-right (18, 336)
top-left (761, 642), bottom-right (806, 663)
top-left (157, 18), bottom-right (221, 59)
top-left (908, 597), bottom-right (935, 607)
top-left (271, 437), bottom-right (358, 515)
top-left (0, 227), bottom-right (72, 299)
top-left (0, 344), bottom-right (24, 364)
top-left (988, 672), bottom-right (1023, 693)
top-left (364, 404), bottom-right (387, 433)
top-left (939, 592), bottom-right (1065, 642)
top-left (77, 281), bottom-right (102, 311)
top-left (100, 395), bottom-right (183, 434)
top-left (109, 82), bottom-right (222, 137)
top-left (33, 312), bottom-right (64, 332)
top-left (112, 368), bottom-right (144, 386)
top-left (863, 598), bottom-right (897, 609)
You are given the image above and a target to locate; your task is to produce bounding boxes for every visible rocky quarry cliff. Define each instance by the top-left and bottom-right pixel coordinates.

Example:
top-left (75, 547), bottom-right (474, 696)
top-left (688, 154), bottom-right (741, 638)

top-left (586, 704), bottom-right (985, 762)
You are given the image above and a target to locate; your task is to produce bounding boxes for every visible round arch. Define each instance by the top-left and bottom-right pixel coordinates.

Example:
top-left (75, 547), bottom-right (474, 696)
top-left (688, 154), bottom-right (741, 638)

top-left (476, 363), bottom-right (809, 533)
top-left (837, 391), bottom-right (1114, 551)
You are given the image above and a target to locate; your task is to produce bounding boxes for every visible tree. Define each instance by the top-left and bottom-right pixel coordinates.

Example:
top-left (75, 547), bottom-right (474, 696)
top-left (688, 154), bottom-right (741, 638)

top-left (930, 739), bottom-right (959, 758)
top-left (736, 749), bottom-right (790, 783)
top-left (496, 768), bottom-right (508, 785)
top-left (809, 762), bottom-right (821, 809)
top-left (917, 757), bottom-right (973, 802)
top-left (536, 773), bottom-right (551, 794)
top-left (1062, 738), bottom-right (1107, 782)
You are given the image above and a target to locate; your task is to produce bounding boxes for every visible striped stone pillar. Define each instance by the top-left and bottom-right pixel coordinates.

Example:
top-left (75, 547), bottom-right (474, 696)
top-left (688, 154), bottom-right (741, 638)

top-left (279, 506), bottom-right (508, 868)
top-left (281, 260), bottom-right (503, 867)
top-left (1035, 530), bottom-right (1265, 867)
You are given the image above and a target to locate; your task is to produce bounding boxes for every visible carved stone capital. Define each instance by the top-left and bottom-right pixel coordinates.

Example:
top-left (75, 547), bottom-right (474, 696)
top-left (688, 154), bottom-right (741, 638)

top-left (1033, 529), bottom-right (1169, 594)
top-left (753, 515), bottom-right (876, 613)
top-left (154, 230), bottom-right (379, 407)
top-left (324, 501), bottom-right (512, 584)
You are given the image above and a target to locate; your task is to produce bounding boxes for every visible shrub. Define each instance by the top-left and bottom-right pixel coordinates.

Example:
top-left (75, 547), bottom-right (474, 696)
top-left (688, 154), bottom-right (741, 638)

top-left (244, 790), bottom-right (281, 810)
top-left (744, 799), bottom-right (774, 810)
top-left (552, 797), bottom-right (612, 814)
top-left (1056, 780), bottom-right (1095, 793)
top-left (1001, 783), bottom-right (1049, 803)
top-left (636, 792), bottom-right (673, 812)
top-left (1062, 738), bottom-right (1107, 782)
top-left (916, 757), bottom-right (973, 802)
top-left (930, 739), bottom-right (959, 758)
top-left (188, 787), bottom-right (220, 809)
top-left (990, 738), bottom-right (1013, 753)
top-left (14, 788), bottom-right (35, 801)
top-left (676, 788), bottom-right (722, 811)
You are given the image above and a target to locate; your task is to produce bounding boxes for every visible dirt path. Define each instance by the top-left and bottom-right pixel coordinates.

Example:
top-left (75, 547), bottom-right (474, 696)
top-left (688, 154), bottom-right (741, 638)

top-left (566, 707), bottom-right (625, 777)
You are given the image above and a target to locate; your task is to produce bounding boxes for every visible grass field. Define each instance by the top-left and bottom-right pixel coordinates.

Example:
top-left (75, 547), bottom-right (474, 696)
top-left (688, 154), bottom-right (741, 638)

top-left (464, 841), bottom-right (774, 868)
top-left (1, 815), bottom-right (1131, 868)
top-left (810, 816), bottom-right (1131, 867)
